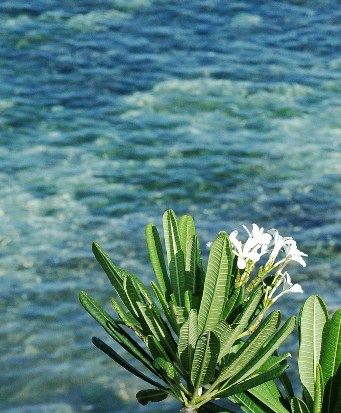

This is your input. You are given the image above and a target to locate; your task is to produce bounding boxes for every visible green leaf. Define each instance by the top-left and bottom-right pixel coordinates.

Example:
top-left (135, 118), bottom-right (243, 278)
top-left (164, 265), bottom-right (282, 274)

top-left (178, 214), bottom-right (196, 263)
top-left (313, 364), bottom-right (324, 413)
top-left (278, 368), bottom-right (295, 400)
top-left (178, 309), bottom-right (198, 374)
top-left (145, 335), bottom-right (178, 379)
top-left (216, 362), bottom-right (289, 400)
top-left (136, 388), bottom-right (169, 405)
top-left (191, 330), bottom-right (220, 389)
top-left (137, 302), bottom-right (177, 356)
top-left (153, 357), bottom-right (176, 380)
top-left (298, 296), bottom-right (328, 410)
top-left (222, 286), bottom-right (242, 321)
top-left (146, 223), bottom-right (171, 299)
top-left (92, 242), bottom-right (131, 308)
top-left (320, 309), bottom-right (341, 413)
top-left (79, 291), bottom-right (156, 374)
top-left (244, 379), bottom-right (290, 413)
top-left (216, 311), bottom-right (281, 384)
top-left (235, 316), bottom-right (296, 382)
top-left (186, 234), bottom-right (205, 301)
top-left (218, 287), bottom-right (263, 362)
top-left (290, 398), bottom-right (310, 413)
top-left (111, 297), bottom-right (143, 333)
top-left (92, 337), bottom-right (166, 389)
top-left (169, 301), bottom-right (186, 331)
top-left (150, 281), bottom-right (178, 334)
top-left (229, 393), bottom-right (271, 413)
top-left (198, 232), bottom-right (232, 332)
top-left (163, 209), bottom-right (186, 306)
top-left (146, 334), bottom-right (170, 361)
top-left (122, 273), bottom-right (144, 319)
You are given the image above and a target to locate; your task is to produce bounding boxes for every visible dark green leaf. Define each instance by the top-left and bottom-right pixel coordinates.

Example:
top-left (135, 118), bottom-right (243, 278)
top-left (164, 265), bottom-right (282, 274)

top-left (136, 388), bottom-right (169, 405)
top-left (218, 287), bottom-right (263, 362)
top-left (198, 232), bottom-right (232, 333)
top-left (290, 397), bottom-right (310, 413)
top-left (80, 291), bottom-right (156, 374)
top-left (222, 287), bottom-right (242, 321)
top-left (92, 337), bottom-right (165, 389)
top-left (163, 210), bottom-right (186, 306)
top-left (320, 309), bottom-right (341, 413)
top-left (186, 234), bottom-right (205, 302)
top-left (235, 316), bottom-right (296, 382)
top-left (137, 302), bottom-right (177, 356)
top-left (216, 362), bottom-right (289, 399)
top-left (216, 311), bottom-right (280, 384)
top-left (146, 223), bottom-right (171, 299)
top-left (178, 309), bottom-right (198, 374)
top-left (191, 330), bottom-right (220, 388)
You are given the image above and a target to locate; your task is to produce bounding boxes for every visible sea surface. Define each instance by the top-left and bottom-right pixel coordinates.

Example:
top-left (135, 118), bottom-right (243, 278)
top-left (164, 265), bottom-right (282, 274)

top-left (0, 1), bottom-right (340, 412)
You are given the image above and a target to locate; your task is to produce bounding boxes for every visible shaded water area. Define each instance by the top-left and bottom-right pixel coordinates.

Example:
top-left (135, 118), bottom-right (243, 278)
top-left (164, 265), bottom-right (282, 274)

top-left (0, 1), bottom-right (340, 412)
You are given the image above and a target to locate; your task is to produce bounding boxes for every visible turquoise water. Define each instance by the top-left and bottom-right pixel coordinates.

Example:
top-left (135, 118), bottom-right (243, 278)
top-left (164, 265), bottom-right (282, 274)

top-left (1, 1), bottom-right (340, 412)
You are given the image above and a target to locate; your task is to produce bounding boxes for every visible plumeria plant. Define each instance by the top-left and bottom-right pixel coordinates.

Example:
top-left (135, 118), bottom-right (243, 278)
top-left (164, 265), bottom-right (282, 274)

top-left (80, 210), bottom-right (340, 413)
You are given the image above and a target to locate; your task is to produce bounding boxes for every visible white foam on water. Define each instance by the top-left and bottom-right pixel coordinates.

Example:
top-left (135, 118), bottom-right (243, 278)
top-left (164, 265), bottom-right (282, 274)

top-left (231, 13), bottom-right (263, 28)
top-left (67, 9), bottom-right (129, 30)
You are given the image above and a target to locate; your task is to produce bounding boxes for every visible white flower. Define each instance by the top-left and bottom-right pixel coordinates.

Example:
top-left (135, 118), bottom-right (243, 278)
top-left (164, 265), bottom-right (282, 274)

top-left (283, 239), bottom-right (308, 267)
top-left (266, 228), bottom-right (289, 267)
top-left (229, 224), bottom-right (271, 270)
top-left (244, 224), bottom-right (272, 247)
top-left (269, 271), bottom-right (303, 302)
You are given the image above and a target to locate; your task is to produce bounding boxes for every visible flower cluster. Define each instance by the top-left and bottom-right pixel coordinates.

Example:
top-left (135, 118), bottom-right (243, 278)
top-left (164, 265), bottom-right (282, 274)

top-left (228, 224), bottom-right (306, 301)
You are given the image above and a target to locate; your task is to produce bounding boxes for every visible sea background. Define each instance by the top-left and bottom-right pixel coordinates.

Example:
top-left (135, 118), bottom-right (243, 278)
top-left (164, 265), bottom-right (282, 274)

top-left (0, 1), bottom-right (340, 412)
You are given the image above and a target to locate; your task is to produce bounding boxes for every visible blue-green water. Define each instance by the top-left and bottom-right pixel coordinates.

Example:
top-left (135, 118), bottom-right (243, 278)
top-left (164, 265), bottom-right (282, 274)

top-left (0, 1), bottom-right (340, 412)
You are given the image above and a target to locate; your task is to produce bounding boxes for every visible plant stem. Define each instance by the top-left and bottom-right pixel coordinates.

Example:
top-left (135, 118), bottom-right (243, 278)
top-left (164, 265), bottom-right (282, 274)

top-left (180, 406), bottom-right (197, 413)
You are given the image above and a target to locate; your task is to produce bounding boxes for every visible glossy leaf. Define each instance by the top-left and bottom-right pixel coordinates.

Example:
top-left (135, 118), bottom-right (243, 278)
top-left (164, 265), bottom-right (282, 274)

top-left (216, 311), bottom-right (280, 384)
top-left (222, 286), bottom-right (243, 321)
top-left (92, 337), bottom-right (165, 389)
top-left (320, 309), bottom-right (341, 413)
top-left (146, 223), bottom-right (171, 299)
top-left (313, 364), bottom-right (324, 413)
top-left (191, 330), bottom-right (220, 389)
top-left (178, 309), bottom-right (198, 374)
top-left (178, 214), bottom-right (196, 263)
top-left (145, 335), bottom-right (178, 379)
top-left (169, 301), bottom-right (186, 331)
top-left (79, 291), bottom-right (156, 373)
top-left (122, 273), bottom-right (144, 318)
top-left (216, 362), bottom-right (289, 400)
top-left (290, 398), bottom-right (310, 413)
top-left (236, 316), bottom-right (296, 382)
top-left (136, 388), bottom-right (169, 405)
top-left (163, 209), bottom-right (186, 306)
top-left (298, 295), bottom-right (328, 410)
top-left (111, 297), bottom-right (143, 333)
top-left (150, 281), bottom-right (178, 334)
top-left (229, 393), bottom-right (270, 413)
top-left (245, 379), bottom-right (290, 413)
top-left (186, 234), bottom-right (205, 300)
top-left (137, 302), bottom-right (177, 355)
top-left (198, 232), bottom-right (232, 332)
top-left (92, 242), bottom-right (131, 308)
top-left (218, 287), bottom-right (263, 362)
top-left (153, 357), bottom-right (177, 380)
